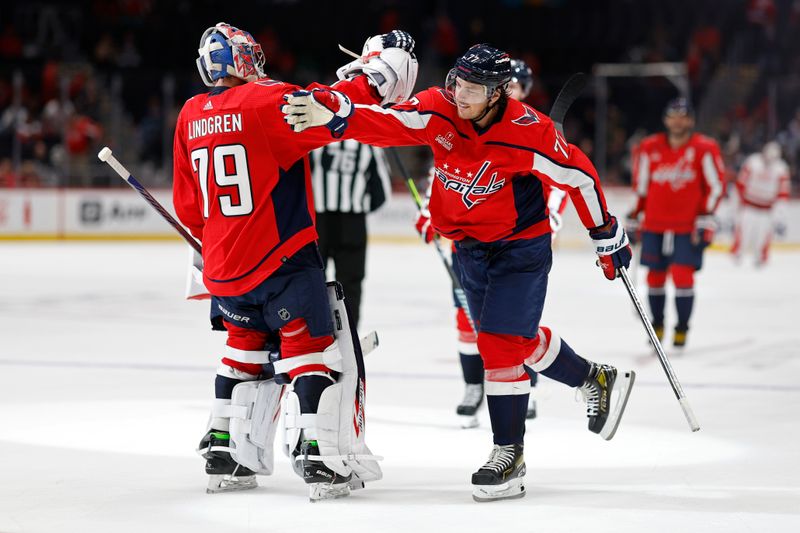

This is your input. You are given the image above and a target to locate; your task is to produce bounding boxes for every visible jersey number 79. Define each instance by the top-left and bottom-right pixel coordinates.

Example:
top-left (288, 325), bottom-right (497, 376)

top-left (191, 144), bottom-right (254, 218)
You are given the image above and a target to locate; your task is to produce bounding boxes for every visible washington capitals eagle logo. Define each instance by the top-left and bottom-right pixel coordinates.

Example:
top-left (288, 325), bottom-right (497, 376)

top-left (512, 106), bottom-right (540, 126)
top-left (435, 160), bottom-right (505, 209)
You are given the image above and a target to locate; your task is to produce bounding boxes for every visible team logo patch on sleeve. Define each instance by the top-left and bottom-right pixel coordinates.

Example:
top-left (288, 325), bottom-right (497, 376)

top-left (512, 106), bottom-right (540, 126)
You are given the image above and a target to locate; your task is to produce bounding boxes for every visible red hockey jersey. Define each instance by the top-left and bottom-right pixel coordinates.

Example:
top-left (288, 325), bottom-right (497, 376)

top-left (172, 76), bottom-right (376, 296)
top-left (632, 132), bottom-right (725, 233)
top-left (327, 88), bottom-right (610, 242)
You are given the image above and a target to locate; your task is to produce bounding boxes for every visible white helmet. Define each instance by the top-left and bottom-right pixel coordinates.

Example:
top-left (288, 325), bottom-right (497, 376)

top-left (763, 141), bottom-right (781, 162)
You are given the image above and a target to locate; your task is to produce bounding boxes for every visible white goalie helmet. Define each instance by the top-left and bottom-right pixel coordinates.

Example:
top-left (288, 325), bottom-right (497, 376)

top-left (196, 22), bottom-right (266, 87)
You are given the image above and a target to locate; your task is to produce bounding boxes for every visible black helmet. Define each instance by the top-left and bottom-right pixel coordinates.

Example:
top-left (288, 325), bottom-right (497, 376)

top-left (446, 44), bottom-right (512, 98)
top-left (509, 59), bottom-right (533, 98)
top-left (663, 97), bottom-right (694, 117)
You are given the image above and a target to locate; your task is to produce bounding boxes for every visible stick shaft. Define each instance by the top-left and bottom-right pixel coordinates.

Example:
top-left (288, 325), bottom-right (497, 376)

top-left (618, 266), bottom-right (700, 431)
top-left (102, 151), bottom-right (202, 254)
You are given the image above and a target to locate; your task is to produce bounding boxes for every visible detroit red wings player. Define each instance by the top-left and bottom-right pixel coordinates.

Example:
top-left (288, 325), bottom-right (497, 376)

top-left (731, 141), bottom-right (791, 265)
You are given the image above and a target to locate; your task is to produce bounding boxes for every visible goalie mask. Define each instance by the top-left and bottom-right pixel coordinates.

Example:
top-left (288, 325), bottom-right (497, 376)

top-left (196, 22), bottom-right (266, 87)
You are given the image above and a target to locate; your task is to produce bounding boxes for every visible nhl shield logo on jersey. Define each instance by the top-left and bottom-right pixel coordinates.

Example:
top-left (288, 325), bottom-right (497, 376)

top-left (278, 308), bottom-right (291, 321)
top-left (435, 160), bottom-right (505, 209)
top-left (512, 106), bottom-right (540, 126)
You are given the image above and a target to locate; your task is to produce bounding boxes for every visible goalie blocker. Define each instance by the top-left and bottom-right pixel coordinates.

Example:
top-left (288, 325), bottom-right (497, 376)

top-left (206, 282), bottom-right (382, 500)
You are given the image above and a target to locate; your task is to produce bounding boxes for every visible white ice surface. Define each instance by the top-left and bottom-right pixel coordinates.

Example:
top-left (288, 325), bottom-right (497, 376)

top-left (1, 241), bottom-right (799, 533)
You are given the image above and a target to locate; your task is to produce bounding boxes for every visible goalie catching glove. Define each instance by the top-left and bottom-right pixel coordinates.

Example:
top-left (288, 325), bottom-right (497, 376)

top-left (590, 215), bottom-right (632, 280)
top-left (337, 30), bottom-right (418, 106)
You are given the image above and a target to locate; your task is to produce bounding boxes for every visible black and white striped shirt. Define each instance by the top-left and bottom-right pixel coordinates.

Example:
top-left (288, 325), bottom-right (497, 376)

top-left (311, 140), bottom-right (391, 214)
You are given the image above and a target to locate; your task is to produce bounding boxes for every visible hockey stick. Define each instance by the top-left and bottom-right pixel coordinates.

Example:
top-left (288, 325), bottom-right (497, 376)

top-left (619, 266), bottom-right (700, 432)
top-left (549, 73), bottom-right (588, 131)
top-left (548, 76), bottom-right (698, 431)
top-left (98, 147), bottom-right (202, 254)
top-left (385, 147), bottom-right (477, 332)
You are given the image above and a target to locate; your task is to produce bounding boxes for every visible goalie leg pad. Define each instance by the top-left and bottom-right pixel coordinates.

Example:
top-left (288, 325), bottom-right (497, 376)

top-left (221, 379), bottom-right (283, 475)
top-left (280, 283), bottom-right (383, 484)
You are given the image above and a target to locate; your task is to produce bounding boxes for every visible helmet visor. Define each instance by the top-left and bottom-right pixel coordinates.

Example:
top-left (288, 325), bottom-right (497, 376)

top-left (445, 69), bottom-right (493, 104)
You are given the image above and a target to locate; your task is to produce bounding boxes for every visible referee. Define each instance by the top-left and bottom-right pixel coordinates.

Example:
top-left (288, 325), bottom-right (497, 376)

top-left (311, 140), bottom-right (391, 328)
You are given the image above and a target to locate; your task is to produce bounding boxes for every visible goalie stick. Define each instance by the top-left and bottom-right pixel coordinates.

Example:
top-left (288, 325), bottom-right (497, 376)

top-left (548, 76), bottom-right (700, 433)
top-left (98, 147), bottom-right (202, 254)
top-left (98, 147), bottom-right (382, 359)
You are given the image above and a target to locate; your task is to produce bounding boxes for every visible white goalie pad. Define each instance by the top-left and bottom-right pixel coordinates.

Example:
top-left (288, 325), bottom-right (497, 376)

top-left (337, 45), bottom-right (418, 106)
top-left (219, 379), bottom-right (283, 475)
top-left (281, 283), bottom-right (383, 484)
top-left (185, 247), bottom-right (210, 300)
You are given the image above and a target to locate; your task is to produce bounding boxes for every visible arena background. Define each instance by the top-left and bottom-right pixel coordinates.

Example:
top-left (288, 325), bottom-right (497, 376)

top-left (2, 3), bottom-right (800, 533)
top-left (0, 0), bottom-right (798, 244)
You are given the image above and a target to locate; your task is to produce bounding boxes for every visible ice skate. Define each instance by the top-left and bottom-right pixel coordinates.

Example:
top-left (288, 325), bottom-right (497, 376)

top-left (456, 383), bottom-right (484, 428)
top-left (293, 439), bottom-right (352, 502)
top-left (198, 430), bottom-right (258, 494)
top-left (673, 327), bottom-right (688, 351)
top-left (579, 363), bottom-right (635, 440)
top-left (471, 444), bottom-right (526, 502)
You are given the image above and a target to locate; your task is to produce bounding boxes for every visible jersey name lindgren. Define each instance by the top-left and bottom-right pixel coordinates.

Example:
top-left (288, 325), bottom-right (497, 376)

top-left (188, 113), bottom-right (243, 140)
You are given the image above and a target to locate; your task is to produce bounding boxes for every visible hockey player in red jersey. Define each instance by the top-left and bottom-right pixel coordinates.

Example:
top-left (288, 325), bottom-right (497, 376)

top-left (415, 58), bottom-right (568, 428)
top-left (283, 44), bottom-right (636, 502)
top-left (172, 23), bottom-right (417, 499)
top-left (627, 98), bottom-right (725, 349)
top-left (731, 141), bottom-right (791, 266)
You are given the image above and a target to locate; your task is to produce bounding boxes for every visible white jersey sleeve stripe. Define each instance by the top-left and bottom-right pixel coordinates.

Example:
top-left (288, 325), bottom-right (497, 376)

top-left (636, 152), bottom-right (650, 196)
top-left (701, 152), bottom-right (723, 212)
top-left (353, 103), bottom-right (432, 130)
top-left (532, 155), bottom-right (605, 227)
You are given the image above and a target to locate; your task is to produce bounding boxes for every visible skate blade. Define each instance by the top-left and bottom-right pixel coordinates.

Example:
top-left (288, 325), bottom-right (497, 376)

top-left (472, 478), bottom-right (526, 502)
top-left (309, 482), bottom-right (351, 502)
top-left (459, 414), bottom-right (479, 429)
top-left (600, 370), bottom-right (636, 441)
top-left (206, 474), bottom-right (258, 494)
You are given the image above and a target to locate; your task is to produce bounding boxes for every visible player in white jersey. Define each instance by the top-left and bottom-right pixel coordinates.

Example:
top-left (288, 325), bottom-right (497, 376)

top-left (731, 141), bottom-right (791, 266)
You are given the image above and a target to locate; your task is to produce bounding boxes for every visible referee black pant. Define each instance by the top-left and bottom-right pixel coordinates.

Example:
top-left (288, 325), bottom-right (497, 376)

top-left (316, 212), bottom-right (367, 329)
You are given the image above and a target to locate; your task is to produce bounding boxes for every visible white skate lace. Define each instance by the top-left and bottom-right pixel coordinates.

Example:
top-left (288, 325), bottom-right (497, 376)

top-left (460, 384), bottom-right (483, 408)
top-left (481, 445), bottom-right (516, 473)
top-left (579, 381), bottom-right (600, 417)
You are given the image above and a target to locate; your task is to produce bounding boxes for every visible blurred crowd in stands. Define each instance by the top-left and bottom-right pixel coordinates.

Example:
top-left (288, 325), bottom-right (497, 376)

top-left (1, 0), bottom-right (798, 194)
